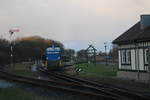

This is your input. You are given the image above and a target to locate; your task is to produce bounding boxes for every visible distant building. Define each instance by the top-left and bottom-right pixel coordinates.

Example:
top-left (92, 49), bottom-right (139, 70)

top-left (113, 15), bottom-right (150, 82)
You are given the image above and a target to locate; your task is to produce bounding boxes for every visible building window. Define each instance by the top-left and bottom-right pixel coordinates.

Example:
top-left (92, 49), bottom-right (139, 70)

top-left (121, 50), bottom-right (131, 65)
top-left (121, 50), bottom-right (126, 64)
top-left (126, 50), bottom-right (131, 64)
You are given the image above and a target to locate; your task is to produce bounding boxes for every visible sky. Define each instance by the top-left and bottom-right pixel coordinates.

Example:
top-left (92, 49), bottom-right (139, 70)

top-left (0, 0), bottom-right (150, 51)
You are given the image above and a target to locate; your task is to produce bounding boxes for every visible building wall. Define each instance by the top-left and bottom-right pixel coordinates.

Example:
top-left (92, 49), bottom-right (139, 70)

top-left (118, 41), bottom-right (150, 71)
top-left (117, 42), bottom-right (150, 81)
top-left (131, 49), bottom-right (136, 70)
top-left (117, 71), bottom-right (149, 82)
top-left (118, 50), bottom-right (121, 69)
top-left (139, 49), bottom-right (144, 70)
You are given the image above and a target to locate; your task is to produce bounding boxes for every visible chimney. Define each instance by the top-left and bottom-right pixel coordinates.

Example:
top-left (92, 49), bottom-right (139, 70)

top-left (141, 15), bottom-right (150, 30)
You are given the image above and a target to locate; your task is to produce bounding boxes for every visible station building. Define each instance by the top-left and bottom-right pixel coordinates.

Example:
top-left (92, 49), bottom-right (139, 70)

top-left (113, 15), bottom-right (150, 82)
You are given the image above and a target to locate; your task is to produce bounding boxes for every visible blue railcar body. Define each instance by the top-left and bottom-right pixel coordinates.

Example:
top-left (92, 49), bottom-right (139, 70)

top-left (42, 45), bottom-right (73, 70)
top-left (45, 45), bottom-right (62, 70)
top-left (46, 46), bottom-right (61, 61)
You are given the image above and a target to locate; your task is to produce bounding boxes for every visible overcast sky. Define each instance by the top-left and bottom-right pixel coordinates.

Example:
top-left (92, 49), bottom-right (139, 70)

top-left (0, 0), bottom-right (150, 51)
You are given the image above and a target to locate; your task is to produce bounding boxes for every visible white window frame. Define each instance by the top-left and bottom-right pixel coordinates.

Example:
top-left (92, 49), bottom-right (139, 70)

top-left (126, 50), bottom-right (131, 64)
top-left (121, 50), bottom-right (131, 65)
top-left (121, 50), bottom-right (126, 64)
top-left (144, 48), bottom-right (148, 65)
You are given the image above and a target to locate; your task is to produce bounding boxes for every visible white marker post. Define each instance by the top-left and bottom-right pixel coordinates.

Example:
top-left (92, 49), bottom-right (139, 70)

top-left (9, 28), bottom-right (19, 69)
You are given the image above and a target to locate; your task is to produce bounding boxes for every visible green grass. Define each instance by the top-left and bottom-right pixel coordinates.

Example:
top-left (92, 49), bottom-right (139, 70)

top-left (75, 64), bottom-right (150, 92)
top-left (0, 88), bottom-right (49, 100)
top-left (75, 63), bottom-right (117, 77)
top-left (11, 63), bottom-right (38, 77)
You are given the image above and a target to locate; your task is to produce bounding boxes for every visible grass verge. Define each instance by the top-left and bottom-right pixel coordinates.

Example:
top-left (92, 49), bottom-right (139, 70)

top-left (0, 87), bottom-right (49, 100)
top-left (74, 63), bottom-right (150, 93)
top-left (75, 63), bottom-right (117, 77)
top-left (10, 63), bottom-right (39, 77)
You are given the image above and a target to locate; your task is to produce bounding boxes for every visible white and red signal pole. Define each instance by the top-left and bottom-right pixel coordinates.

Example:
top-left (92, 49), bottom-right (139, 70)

top-left (9, 28), bottom-right (19, 69)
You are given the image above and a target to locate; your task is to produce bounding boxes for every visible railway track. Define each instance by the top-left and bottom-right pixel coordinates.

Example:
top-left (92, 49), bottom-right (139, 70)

top-left (42, 70), bottom-right (150, 100)
top-left (0, 70), bottom-right (120, 100)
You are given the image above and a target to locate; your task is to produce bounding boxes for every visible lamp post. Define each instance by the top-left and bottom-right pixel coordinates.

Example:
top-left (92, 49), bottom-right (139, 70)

top-left (9, 29), bottom-right (19, 69)
top-left (104, 42), bottom-right (107, 65)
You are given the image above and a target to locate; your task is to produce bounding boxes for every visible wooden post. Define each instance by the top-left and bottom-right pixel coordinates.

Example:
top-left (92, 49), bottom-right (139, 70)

top-left (137, 47), bottom-right (140, 80)
top-left (9, 29), bottom-right (19, 70)
top-left (10, 31), bottom-right (13, 70)
top-left (148, 48), bottom-right (150, 87)
top-left (86, 45), bottom-right (97, 67)
top-left (135, 43), bottom-right (139, 80)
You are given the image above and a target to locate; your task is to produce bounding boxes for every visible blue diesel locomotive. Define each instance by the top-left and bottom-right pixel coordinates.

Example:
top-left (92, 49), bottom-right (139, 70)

top-left (44, 45), bottom-right (63, 70)
top-left (42, 45), bottom-right (73, 70)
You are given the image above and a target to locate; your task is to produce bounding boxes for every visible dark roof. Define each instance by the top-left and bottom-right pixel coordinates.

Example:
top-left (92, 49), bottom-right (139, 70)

top-left (113, 21), bottom-right (150, 44)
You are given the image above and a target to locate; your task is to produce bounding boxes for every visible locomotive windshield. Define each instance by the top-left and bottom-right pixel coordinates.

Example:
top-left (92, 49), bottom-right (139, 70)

top-left (46, 46), bottom-right (61, 61)
top-left (46, 47), bottom-right (60, 52)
